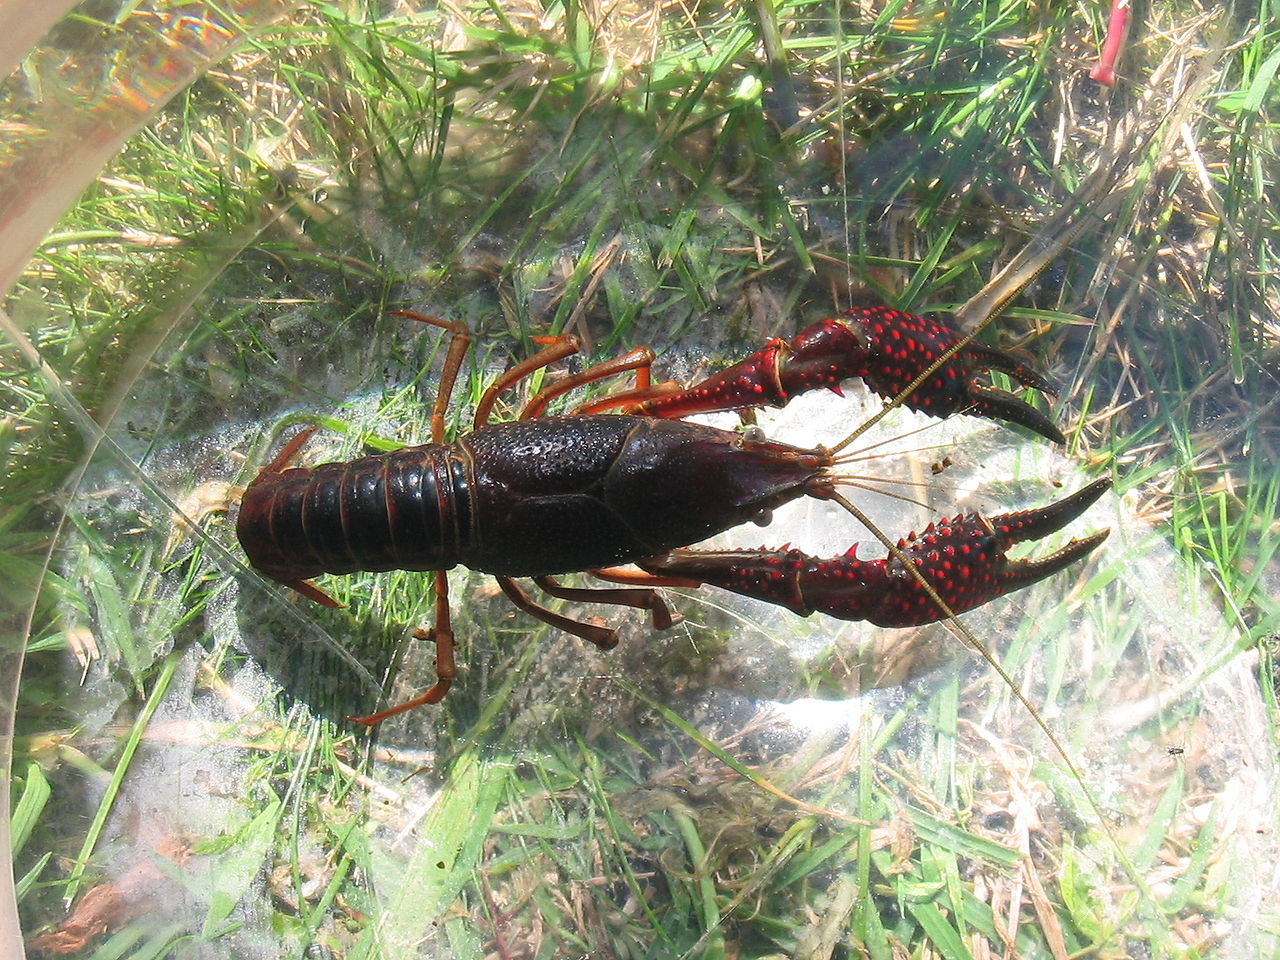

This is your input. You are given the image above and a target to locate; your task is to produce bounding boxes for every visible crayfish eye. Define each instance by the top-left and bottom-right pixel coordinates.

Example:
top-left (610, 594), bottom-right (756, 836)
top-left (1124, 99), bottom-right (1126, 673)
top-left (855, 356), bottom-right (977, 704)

top-left (739, 425), bottom-right (767, 444)
top-left (752, 508), bottom-right (773, 527)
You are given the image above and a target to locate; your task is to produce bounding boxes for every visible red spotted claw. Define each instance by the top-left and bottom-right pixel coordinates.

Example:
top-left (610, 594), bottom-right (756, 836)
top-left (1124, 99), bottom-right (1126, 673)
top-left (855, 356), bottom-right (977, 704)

top-left (638, 479), bottom-right (1111, 628)
top-left (630, 293), bottom-right (1065, 444)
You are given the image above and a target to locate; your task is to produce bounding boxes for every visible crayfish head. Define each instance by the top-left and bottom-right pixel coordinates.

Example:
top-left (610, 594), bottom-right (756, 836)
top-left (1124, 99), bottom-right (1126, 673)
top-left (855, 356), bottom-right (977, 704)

top-left (611, 419), bottom-right (833, 552)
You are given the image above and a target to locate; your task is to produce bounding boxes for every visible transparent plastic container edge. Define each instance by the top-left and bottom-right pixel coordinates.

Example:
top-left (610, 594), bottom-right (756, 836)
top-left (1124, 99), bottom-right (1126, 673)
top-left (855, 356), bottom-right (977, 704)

top-left (0, 4), bottom-right (301, 956)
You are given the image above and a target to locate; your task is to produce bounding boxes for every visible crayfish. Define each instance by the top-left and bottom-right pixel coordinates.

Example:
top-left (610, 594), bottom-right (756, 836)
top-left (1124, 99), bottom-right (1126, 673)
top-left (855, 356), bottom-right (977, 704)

top-left (236, 295), bottom-right (1109, 725)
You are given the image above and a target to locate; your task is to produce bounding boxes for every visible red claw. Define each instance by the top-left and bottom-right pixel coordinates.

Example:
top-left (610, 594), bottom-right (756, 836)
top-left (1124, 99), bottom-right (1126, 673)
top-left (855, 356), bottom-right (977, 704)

top-left (639, 479), bottom-right (1111, 627)
top-left (630, 294), bottom-right (1065, 444)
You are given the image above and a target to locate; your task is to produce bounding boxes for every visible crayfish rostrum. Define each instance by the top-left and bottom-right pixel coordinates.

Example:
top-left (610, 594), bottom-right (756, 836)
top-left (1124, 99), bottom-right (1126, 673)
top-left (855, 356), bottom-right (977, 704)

top-left (237, 296), bottom-right (1109, 725)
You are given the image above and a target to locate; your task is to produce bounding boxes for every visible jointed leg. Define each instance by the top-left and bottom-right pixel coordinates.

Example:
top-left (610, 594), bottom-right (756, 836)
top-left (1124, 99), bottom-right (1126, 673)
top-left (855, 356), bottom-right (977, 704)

top-left (533, 575), bottom-right (683, 630)
top-left (571, 381), bottom-right (684, 415)
top-left (469, 333), bottom-right (684, 426)
top-left (475, 337), bottom-right (581, 427)
top-left (521, 346), bottom-right (667, 419)
top-left (590, 566), bottom-right (702, 588)
top-left (255, 425), bottom-right (319, 476)
top-left (283, 579), bottom-right (342, 608)
top-left (390, 311), bottom-right (472, 444)
top-left (496, 577), bottom-right (619, 650)
top-left (347, 574), bottom-right (456, 727)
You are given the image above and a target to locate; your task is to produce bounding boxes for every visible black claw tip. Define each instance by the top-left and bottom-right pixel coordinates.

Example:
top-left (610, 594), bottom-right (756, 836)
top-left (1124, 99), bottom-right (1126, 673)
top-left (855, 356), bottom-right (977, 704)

top-left (973, 386), bottom-right (1066, 444)
top-left (1005, 528), bottom-right (1110, 593)
top-left (1000, 478), bottom-right (1113, 543)
top-left (966, 343), bottom-right (1058, 396)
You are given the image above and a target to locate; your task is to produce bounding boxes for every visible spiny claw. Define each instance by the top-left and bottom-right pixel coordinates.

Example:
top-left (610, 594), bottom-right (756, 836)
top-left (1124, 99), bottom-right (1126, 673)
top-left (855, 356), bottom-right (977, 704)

top-left (967, 384), bottom-right (1065, 446)
top-left (985, 477), bottom-right (1112, 545)
top-left (639, 479), bottom-right (1111, 628)
top-left (630, 294), bottom-right (1065, 444)
top-left (835, 298), bottom-right (1065, 444)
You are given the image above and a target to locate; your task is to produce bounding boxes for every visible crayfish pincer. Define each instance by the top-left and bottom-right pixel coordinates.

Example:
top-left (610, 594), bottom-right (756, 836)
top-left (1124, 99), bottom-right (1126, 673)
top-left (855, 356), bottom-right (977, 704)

top-left (236, 307), bottom-right (1110, 726)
